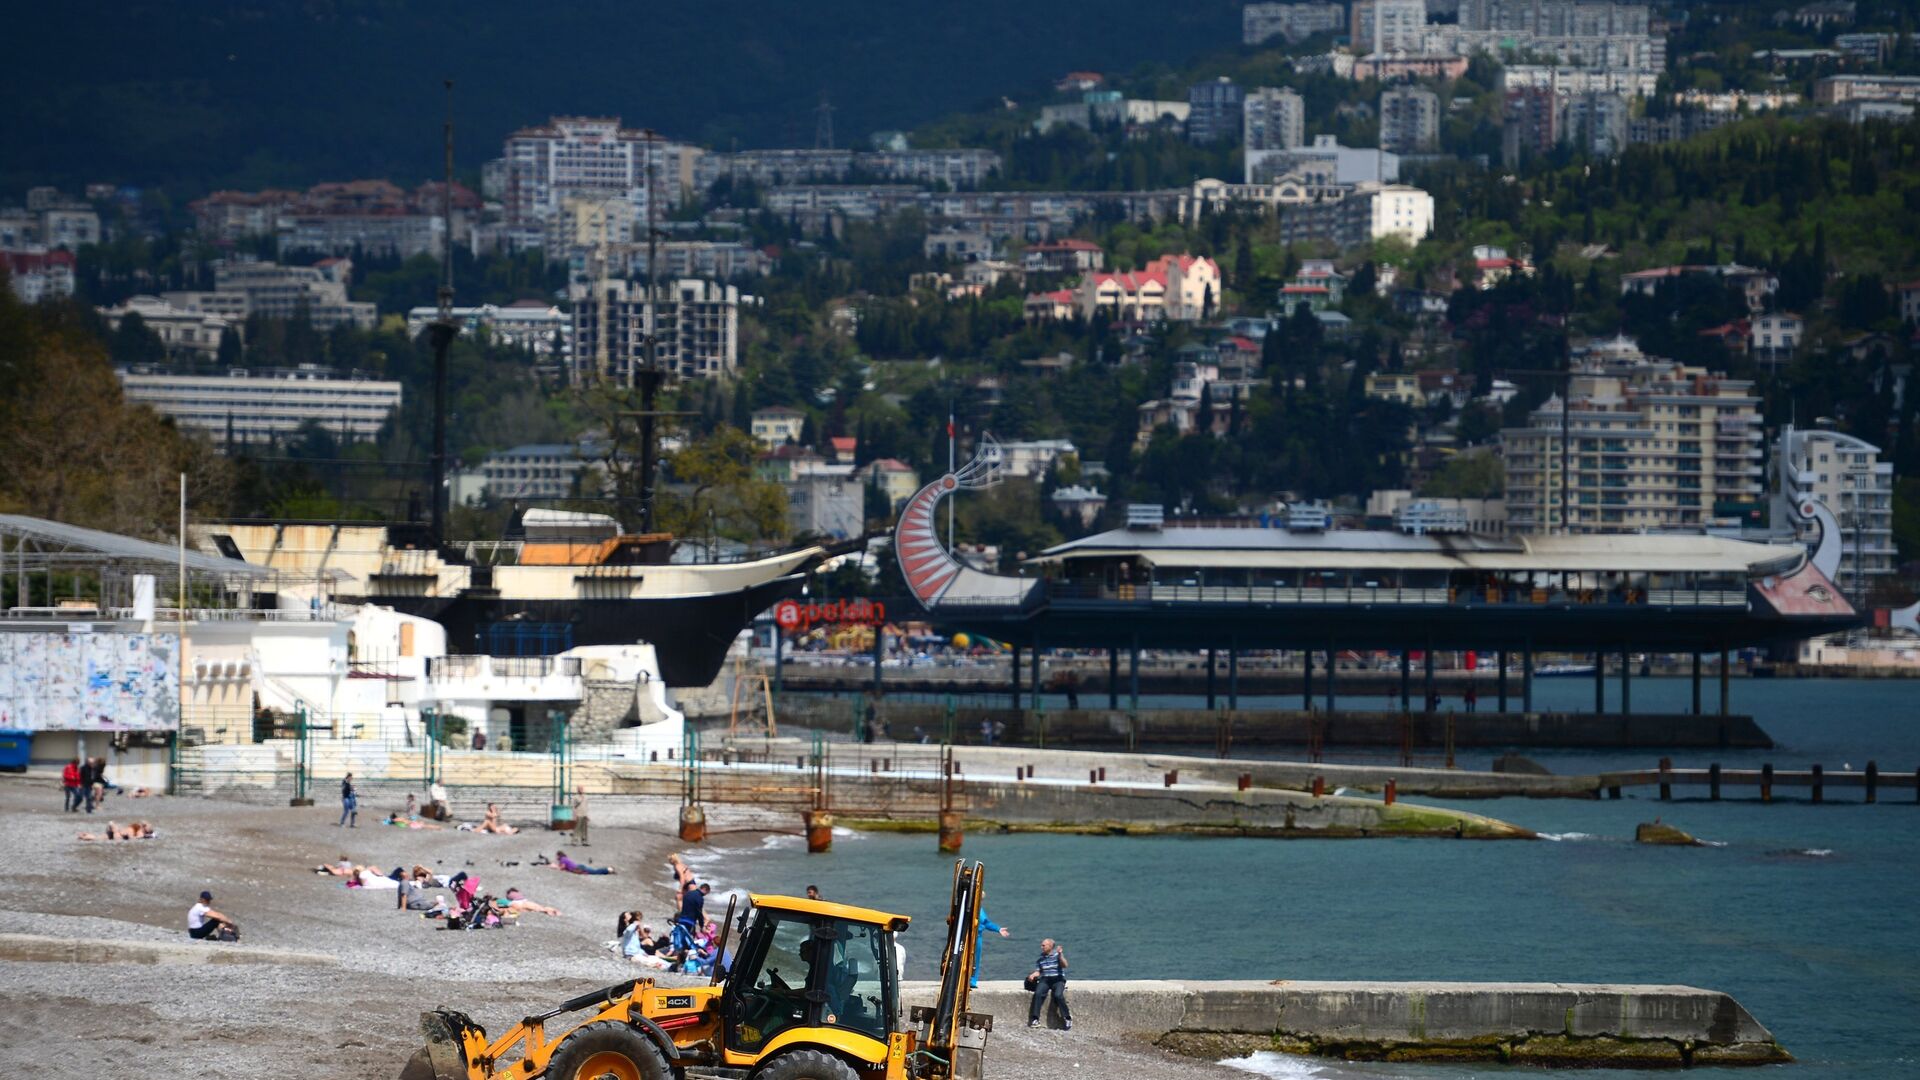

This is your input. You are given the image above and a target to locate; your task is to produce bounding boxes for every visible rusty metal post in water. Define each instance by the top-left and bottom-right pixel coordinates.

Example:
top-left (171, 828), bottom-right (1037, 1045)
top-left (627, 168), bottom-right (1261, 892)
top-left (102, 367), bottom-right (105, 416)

top-left (938, 744), bottom-right (962, 853)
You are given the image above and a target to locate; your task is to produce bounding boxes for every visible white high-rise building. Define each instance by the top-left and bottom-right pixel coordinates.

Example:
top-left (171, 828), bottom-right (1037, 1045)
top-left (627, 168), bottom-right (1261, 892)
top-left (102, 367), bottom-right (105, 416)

top-left (1501, 342), bottom-right (1765, 535)
top-left (570, 279), bottom-right (742, 383)
top-left (500, 116), bottom-right (702, 229)
top-left (1354, 0), bottom-right (1428, 53)
top-left (1778, 425), bottom-right (1897, 595)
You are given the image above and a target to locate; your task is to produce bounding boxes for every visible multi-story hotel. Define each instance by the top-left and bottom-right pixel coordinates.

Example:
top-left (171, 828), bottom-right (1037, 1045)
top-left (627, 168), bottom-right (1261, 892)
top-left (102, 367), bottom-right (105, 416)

top-left (499, 116), bottom-right (702, 228)
top-left (116, 366), bottom-right (402, 447)
top-left (1501, 337), bottom-right (1765, 534)
top-left (164, 259), bottom-right (376, 331)
top-left (1778, 424), bottom-right (1896, 595)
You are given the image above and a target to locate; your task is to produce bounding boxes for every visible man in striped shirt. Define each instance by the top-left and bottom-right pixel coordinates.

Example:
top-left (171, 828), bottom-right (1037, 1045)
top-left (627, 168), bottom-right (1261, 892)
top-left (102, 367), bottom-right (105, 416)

top-left (1027, 938), bottom-right (1071, 1029)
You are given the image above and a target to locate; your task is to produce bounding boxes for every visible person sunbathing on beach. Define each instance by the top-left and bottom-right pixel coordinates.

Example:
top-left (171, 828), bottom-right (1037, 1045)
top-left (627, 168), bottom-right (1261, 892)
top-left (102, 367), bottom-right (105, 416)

top-left (383, 812), bottom-right (444, 830)
top-left (476, 803), bottom-right (518, 835)
top-left (495, 887), bottom-right (561, 916)
top-left (78, 820), bottom-right (154, 841)
top-left (550, 849), bottom-right (614, 875)
top-left (315, 855), bottom-right (360, 876)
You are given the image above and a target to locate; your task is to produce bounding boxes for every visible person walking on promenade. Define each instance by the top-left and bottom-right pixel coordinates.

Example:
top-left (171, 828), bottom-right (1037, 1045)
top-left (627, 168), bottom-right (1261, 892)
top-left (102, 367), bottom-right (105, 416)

top-left (338, 773), bottom-right (358, 827)
top-left (62, 758), bottom-right (83, 812)
top-left (1027, 938), bottom-right (1071, 1029)
top-left (573, 785), bottom-right (591, 846)
top-left (1464, 683), bottom-right (1478, 713)
top-left (971, 910), bottom-right (1010, 988)
top-left (78, 757), bottom-right (100, 813)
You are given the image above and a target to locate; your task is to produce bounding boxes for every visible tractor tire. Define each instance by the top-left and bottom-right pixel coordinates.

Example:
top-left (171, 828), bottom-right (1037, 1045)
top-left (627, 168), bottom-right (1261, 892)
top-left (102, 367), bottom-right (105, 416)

top-left (544, 1021), bottom-right (673, 1080)
top-left (752, 1048), bottom-right (861, 1080)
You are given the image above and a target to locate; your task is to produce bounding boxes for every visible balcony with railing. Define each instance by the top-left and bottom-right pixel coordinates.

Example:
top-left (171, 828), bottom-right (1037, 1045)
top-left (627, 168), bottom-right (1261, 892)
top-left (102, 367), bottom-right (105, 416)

top-left (1045, 573), bottom-right (1750, 611)
top-left (423, 654), bottom-right (584, 702)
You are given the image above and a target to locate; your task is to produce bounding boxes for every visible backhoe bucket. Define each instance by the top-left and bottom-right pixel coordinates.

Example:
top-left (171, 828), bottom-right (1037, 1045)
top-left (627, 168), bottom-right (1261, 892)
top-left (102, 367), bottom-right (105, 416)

top-left (399, 1010), bottom-right (481, 1080)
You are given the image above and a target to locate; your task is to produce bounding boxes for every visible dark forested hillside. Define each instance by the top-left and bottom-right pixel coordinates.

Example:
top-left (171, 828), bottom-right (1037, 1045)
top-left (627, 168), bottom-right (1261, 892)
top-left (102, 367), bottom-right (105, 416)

top-left (1, 0), bottom-right (1240, 196)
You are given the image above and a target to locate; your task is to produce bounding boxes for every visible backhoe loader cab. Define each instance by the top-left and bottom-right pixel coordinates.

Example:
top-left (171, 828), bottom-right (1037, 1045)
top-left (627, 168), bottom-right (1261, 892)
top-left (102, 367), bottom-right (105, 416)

top-left (403, 861), bottom-right (992, 1080)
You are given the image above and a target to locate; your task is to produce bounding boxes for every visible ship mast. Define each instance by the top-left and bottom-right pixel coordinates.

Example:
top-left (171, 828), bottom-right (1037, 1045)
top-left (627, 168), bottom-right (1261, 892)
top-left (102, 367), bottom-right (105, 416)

top-left (426, 78), bottom-right (459, 546)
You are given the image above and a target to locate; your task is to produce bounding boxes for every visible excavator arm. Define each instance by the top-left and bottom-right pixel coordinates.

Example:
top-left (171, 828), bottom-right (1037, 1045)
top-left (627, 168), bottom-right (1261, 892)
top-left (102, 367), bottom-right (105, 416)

top-left (907, 860), bottom-right (992, 1080)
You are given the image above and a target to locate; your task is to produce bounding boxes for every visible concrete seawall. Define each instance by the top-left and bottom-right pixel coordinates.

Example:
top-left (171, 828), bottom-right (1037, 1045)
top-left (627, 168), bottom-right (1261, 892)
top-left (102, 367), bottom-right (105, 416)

top-left (903, 980), bottom-right (1789, 1067)
top-left (0, 932), bottom-right (338, 968)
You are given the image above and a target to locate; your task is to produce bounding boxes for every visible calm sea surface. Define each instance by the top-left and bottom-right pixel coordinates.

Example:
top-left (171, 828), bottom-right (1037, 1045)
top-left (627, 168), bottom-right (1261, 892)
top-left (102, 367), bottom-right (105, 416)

top-left (714, 680), bottom-right (1919, 1079)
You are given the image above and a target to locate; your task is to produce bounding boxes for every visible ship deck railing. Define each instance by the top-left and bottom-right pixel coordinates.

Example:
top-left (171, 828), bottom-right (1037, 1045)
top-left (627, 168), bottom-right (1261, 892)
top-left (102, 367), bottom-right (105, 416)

top-left (1046, 583), bottom-right (1750, 610)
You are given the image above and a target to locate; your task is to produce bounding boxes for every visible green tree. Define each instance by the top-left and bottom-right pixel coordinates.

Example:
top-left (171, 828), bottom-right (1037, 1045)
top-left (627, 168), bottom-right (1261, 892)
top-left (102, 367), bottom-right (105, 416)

top-left (657, 425), bottom-right (788, 543)
top-left (1420, 452), bottom-right (1505, 498)
top-left (108, 311), bottom-right (166, 367)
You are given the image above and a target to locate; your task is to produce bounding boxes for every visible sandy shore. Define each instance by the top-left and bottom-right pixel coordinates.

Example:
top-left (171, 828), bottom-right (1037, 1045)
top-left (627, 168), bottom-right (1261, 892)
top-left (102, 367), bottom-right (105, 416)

top-left (0, 778), bottom-right (1247, 1079)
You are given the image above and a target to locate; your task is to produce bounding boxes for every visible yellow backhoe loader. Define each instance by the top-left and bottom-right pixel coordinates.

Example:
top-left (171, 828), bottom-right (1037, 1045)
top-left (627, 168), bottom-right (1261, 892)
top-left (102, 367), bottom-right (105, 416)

top-left (401, 860), bottom-right (992, 1080)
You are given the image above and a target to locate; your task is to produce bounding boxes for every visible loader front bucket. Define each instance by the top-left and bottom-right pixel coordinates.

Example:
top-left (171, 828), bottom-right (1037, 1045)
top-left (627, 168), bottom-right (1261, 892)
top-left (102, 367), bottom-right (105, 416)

top-left (399, 1010), bottom-right (483, 1080)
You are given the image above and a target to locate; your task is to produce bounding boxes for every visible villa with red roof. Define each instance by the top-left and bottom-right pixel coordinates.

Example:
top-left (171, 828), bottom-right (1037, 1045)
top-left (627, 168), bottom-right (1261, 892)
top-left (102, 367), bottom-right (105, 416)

top-left (1023, 288), bottom-right (1077, 321)
top-left (1076, 253), bottom-right (1221, 322)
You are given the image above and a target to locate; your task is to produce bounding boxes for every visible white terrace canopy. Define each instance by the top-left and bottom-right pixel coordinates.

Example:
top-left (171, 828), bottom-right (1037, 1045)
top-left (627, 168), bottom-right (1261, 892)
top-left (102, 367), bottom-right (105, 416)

top-left (0, 514), bottom-right (338, 617)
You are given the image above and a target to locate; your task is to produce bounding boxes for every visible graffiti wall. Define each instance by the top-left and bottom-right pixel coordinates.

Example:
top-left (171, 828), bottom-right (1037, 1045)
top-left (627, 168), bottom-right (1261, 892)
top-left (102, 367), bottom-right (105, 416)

top-left (0, 630), bottom-right (180, 732)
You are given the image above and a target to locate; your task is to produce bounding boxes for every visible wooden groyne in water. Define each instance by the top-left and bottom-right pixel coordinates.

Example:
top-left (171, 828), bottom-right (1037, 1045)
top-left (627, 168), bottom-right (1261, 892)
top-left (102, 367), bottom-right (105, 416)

top-left (903, 980), bottom-right (1790, 1067)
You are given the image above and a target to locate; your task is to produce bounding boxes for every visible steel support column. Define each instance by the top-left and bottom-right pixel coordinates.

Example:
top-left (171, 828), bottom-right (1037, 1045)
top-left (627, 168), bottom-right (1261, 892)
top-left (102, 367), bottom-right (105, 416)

top-left (1522, 637), bottom-right (1534, 712)
top-left (1324, 645), bottom-right (1335, 713)
top-left (1010, 644), bottom-right (1022, 711)
top-left (1400, 649), bottom-right (1411, 711)
top-left (1129, 637), bottom-right (1141, 714)
top-left (1691, 653), bottom-right (1702, 715)
top-left (1228, 641), bottom-right (1239, 710)
top-left (1423, 646), bottom-right (1435, 713)
top-left (1620, 648), bottom-right (1631, 716)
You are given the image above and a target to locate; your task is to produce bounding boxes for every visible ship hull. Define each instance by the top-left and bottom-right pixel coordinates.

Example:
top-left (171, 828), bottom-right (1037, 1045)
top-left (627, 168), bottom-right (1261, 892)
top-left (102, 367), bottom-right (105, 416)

top-left (376, 574), bottom-right (805, 687)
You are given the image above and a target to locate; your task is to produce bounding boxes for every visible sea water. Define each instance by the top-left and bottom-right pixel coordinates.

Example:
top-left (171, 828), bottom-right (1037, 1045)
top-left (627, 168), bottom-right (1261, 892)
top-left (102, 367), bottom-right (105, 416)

top-left (721, 680), bottom-right (1920, 1078)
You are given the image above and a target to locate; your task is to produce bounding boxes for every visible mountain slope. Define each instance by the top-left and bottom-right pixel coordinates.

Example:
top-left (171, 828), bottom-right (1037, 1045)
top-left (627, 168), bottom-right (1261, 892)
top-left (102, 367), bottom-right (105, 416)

top-left (4, 0), bottom-right (1240, 195)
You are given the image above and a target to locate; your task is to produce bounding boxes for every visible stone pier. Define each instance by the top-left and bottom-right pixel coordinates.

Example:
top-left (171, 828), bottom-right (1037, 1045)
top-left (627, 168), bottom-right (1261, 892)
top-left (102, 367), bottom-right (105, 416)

top-left (904, 980), bottom-right (1789, 1067)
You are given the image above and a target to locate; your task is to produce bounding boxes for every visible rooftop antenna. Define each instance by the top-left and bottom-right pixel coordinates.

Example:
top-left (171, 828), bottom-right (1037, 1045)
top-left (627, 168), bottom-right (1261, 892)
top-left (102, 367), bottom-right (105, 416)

top-left (814, 90), bottom-right (835, 151)
top-left (426, 77), bottom-right (460, 547)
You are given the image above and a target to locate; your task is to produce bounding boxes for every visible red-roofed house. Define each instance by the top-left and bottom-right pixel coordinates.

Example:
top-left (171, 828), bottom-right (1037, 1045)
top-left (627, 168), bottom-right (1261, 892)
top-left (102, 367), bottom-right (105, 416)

top-left (2, 248), bottom-right (76, 303)
top-left (858, 458), bottom-right (920, 512)
top-left (1895, 280), bottom-right (1920, 324)
top-left (1055, 72), bottom-right (1106, 93)
top-left (1697, 319), bottom-right (1751, 356)
top-left (1024, 288), bottom-right (1077, 321)
top-left (829, 436), bottom-right (857, 465)
top-left (1079, 268), bottom-right (1168, 321)
top-left (1022, 238), bottom-right (1106, 274)
top-left (1080, 253), bottom-right (1221, 322)
top-left (1277, 283), bottom-right (1334, 313)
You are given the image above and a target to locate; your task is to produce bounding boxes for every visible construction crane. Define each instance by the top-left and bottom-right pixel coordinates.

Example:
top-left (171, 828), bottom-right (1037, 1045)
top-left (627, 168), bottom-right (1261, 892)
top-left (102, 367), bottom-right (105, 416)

top-left (402, 861), bottom-right (993, 1080)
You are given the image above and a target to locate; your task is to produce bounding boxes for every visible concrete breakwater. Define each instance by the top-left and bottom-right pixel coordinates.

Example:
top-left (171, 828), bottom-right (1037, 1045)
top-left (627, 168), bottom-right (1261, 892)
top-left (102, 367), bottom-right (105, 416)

top-left (844, 775), bottom-right (1536, 839)
top-left (903, 980), bottom-right (1790, 1067)
top-left (780, 698), bottom-right (1774, 750)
